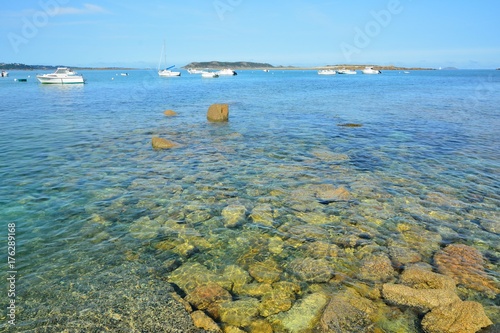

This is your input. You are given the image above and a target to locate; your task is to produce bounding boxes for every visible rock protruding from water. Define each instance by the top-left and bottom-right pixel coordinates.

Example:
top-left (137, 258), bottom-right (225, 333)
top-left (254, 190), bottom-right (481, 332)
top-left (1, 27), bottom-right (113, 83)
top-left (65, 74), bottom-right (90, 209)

top-left (164, 109), bottom-right (178, 116)
top-left (152, 137), bottom-right (178, 149)
top-left (382, 266), bottom-right (492, 333)
top-left (207, 103), bottom-right (229, 122)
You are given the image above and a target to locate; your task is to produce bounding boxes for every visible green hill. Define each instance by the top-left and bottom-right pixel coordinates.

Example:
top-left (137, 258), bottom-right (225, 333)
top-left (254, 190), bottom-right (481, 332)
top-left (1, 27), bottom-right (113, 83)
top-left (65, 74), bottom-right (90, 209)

top-left (183, 61), bottom-right (274, 69)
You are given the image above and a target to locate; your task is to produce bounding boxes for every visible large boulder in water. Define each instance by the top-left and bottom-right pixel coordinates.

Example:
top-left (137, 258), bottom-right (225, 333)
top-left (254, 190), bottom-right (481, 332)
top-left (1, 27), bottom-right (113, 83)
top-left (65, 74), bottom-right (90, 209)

top-left (152, 137), bottom-right (178, 149)
top-left (207, 103), bottom-right (229, 122)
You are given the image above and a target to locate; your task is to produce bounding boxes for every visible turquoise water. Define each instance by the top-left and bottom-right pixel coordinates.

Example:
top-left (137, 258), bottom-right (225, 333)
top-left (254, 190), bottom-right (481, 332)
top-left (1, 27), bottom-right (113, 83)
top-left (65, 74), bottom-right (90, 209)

top-left (1, 69), bottom-right (499, 331)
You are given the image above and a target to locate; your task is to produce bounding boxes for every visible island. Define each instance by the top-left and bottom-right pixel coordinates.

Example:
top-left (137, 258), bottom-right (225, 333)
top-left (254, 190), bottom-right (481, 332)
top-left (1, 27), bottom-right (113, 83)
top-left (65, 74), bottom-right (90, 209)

top-left (183, 61), bottom-right (434, 71)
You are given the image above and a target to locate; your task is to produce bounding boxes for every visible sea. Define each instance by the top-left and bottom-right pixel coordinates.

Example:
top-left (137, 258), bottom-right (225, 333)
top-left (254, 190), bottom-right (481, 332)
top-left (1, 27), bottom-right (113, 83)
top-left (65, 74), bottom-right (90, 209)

top-left (1, 69), bottom-right (499, 332)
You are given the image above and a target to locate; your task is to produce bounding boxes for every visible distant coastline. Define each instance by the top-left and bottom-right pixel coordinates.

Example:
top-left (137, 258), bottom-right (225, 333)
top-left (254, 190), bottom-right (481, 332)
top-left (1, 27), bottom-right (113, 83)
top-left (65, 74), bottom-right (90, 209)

top-left (182, 61), bottom-right (435, 71)
top-left (3, 62), bottom-right (496, 71)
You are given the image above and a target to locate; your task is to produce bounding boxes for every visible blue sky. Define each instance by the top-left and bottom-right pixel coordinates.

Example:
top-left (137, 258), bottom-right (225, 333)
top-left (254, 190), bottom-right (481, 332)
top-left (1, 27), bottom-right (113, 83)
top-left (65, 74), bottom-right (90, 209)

top-left (1, 0), bottom-right (499, 69)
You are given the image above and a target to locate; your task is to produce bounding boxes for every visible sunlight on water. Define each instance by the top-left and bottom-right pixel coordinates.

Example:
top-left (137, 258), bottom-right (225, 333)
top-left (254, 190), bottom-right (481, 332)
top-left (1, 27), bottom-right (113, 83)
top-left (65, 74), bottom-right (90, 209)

top-left (1, 69), bottom-right (499, 332)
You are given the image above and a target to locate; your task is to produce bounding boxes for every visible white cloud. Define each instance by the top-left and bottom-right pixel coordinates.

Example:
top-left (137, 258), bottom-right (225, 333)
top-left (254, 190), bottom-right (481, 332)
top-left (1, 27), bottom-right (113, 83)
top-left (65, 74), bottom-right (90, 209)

top-left (56, 3), bottom-right (108, 15)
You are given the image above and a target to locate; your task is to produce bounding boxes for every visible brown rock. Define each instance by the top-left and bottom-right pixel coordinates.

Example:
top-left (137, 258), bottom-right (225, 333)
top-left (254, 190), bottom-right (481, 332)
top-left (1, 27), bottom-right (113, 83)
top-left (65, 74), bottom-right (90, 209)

top-left (190, 310), bottom-right (222, 332)
top-left (382, 284), bottom-right (460, 311)
top-left (185, 283), bottom-right (232, 310)
top-left (163, 109), bottom-right (178, 116)
top-left (218, 298), bottom-right (260, 327)
top-left (358, 254), bottom-right (396, 283)
top-left (421, 301), bottom-right (493, 333)
top-left (319, 294), bottom-right (372, 333)
top-left (248, 259), bottom-right (282, 284)
top-left (434, 244), bottom-right (500, 296)
top-left (400, 266), bottom-right (456, 290)
top-left (207, 103), bottom-right (229, 122)
top-left (248, 319), bottom-right (273, 333)
top-left (289, 257), bottom-right (334, 283)
top-left (259, 290), bottom-right (294, 317)
top-left (152, 137), bottom-right (178, 149)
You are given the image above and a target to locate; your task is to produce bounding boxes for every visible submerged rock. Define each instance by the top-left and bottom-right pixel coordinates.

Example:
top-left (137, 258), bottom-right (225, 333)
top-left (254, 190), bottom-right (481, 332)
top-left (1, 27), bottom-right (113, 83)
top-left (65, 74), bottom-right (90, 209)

top-left (218, 298), bottom-right (260, 327)
top-left (185, 283), bottom-right (232, 310)
top-left (207, 103), bottom-right (229, 122)
top-left (319, 292), bottom-right (372, 333)
top-left (169, 262), bottom-right (232, 294)
top-left (358, 254), bottom-right (396, 283)
top-left (382, 283), bottom-right (460, 311)
top-left (221, 204), bottom-right (247, 228)
top-left (129, 216), bottom-right (162, 240)
top-left (248, 259), bottom-right (283, 284)
top-left (421, 301), bottom-right (492, 333)
top-left (434, 244), bottom-right (500, 297)
top-left (259, 289), bottom-right (294, 317)
top-left (268, 292), bottom-right (329, 333)
top-left (289, 257), bottom-right (334, 283)
top-left (190, 310), bottom-right (222, 332)
top-left (152, 136), bottom-right (178, 149)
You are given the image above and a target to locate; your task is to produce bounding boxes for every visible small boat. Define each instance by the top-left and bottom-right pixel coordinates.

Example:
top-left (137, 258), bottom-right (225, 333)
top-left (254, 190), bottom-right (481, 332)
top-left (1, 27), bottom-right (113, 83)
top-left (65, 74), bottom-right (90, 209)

top-left (120, 73), bottom-right (128, 76)
top-left (361, 67), bottom-right (381, 74)
top-left (15, 78), bottom-right (28, 82)
top-left (201, 71), bottom-right (219, 78)
top-left (36, 67), bottom-right (85, 84)
top-left (337, 69), bottom-right (357, 75)
top-left (263, 69), bottom-right (270, 72)
top-left (216, 68), bottom-right (237, 76)
top-left (187, 68), bottom-right (204, 74)
top-left (157, 41), bottom-right (181, 77)
top-left (318, 69), bottom-right (336, 75)
top-left (1, 71), bottom-right (9, 77)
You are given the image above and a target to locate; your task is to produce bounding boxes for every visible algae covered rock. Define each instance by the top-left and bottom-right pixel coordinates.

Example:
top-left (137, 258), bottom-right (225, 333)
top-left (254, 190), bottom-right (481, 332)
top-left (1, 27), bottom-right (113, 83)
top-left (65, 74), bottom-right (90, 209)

top-left (129, 216), bottom-right (162, 240)
top-left (259, 289), bottom-right (294, 317)
top-left (222, 204), bottom-right (247, 228)
top-left (268, 292), bottom-right (329, 333)
top-left (382, 283), bottom-right (460, 311)
top-left (185, 283), bottom-right (232, 310)
top-left (218, 298), bottom-right (260, 327)
top-left (434, 243), bottom-right (500, 296)
top-left (169, 262), bottom-right (232, 293)
top-left (248, 259), bottom-right (283, 284)
top-left (190, 310), bottom-right (222, 332)
top-left (421, 301), bottom-right (492, 333)
top-left (358, 254), bottom-right (396, 283)
top-left (319, 293), bottom-right (372, 333)
top-left (289, 257), bottom-right (334, 283)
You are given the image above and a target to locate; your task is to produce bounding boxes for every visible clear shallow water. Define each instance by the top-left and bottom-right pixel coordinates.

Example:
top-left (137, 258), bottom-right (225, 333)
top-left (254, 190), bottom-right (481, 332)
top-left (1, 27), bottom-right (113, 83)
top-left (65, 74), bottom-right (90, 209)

top-left (1, 69), bottom-right (499, 331)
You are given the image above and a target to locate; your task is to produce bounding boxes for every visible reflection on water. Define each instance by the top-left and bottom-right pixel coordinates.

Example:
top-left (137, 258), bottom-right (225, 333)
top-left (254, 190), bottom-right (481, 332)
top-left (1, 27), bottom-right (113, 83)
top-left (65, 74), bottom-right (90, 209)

top-left (0, 70), bottom-right (499, 332)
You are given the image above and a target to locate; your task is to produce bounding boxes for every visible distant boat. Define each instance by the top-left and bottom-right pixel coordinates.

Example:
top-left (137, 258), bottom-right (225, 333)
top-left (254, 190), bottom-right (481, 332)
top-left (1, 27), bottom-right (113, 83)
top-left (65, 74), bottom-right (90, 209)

top-left (201, 71), bottom-right (219, 78)
top-left (318, 69), bottom-right (336, 75)
top-left (158, 41), bottom-right (181, 77)
top-left (187, 68), bottom-right (204, 74)
top-left (216, 68), bottom-right (237, 76)
top-left (361, 67), bottom-right (381, 74)
top-left (36, 67), bottom-right (85, 84)
top-left (15, 78), bottom-right (27, 82)
top-left (337, 69), bottom-right (357, 75)
top-left (1, 71), bottom-right (8, 77)
top-left (120, 73), bottom-right (128, 76)
top-left (263, 69), bottom-right (270, 72)
top-left (403, 71), bottom-right (410, 74)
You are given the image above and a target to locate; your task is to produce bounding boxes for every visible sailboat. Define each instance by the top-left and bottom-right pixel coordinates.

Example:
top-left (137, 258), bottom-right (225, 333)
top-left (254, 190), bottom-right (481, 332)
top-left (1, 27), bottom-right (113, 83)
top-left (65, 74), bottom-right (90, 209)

top-left (158, 41), bottom-right (181, 77)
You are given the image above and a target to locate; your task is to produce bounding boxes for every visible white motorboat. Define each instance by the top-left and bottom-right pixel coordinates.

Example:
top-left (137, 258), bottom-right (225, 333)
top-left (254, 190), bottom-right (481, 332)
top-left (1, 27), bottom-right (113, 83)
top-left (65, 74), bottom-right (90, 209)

top-left (201, 71), bottom-right (219, 78)
top-left (187, 68), bottom-right (204, 74)
top-left (337, 69), bottom-right (357, 75)
top-left (36, 67), bottom-right (85, 84)
top-left (361, 67), bottom-right (381, 74)
top-left (318, 69), bottom-right (336, 75)
top-left (216, 68), bottom-right (237, 76)
top-left (1, 70), bottom-right (8, 77)
top-left (263, 69), bottom-right (270, 72)
top-left (157, 41), bottom-right (181, 77)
